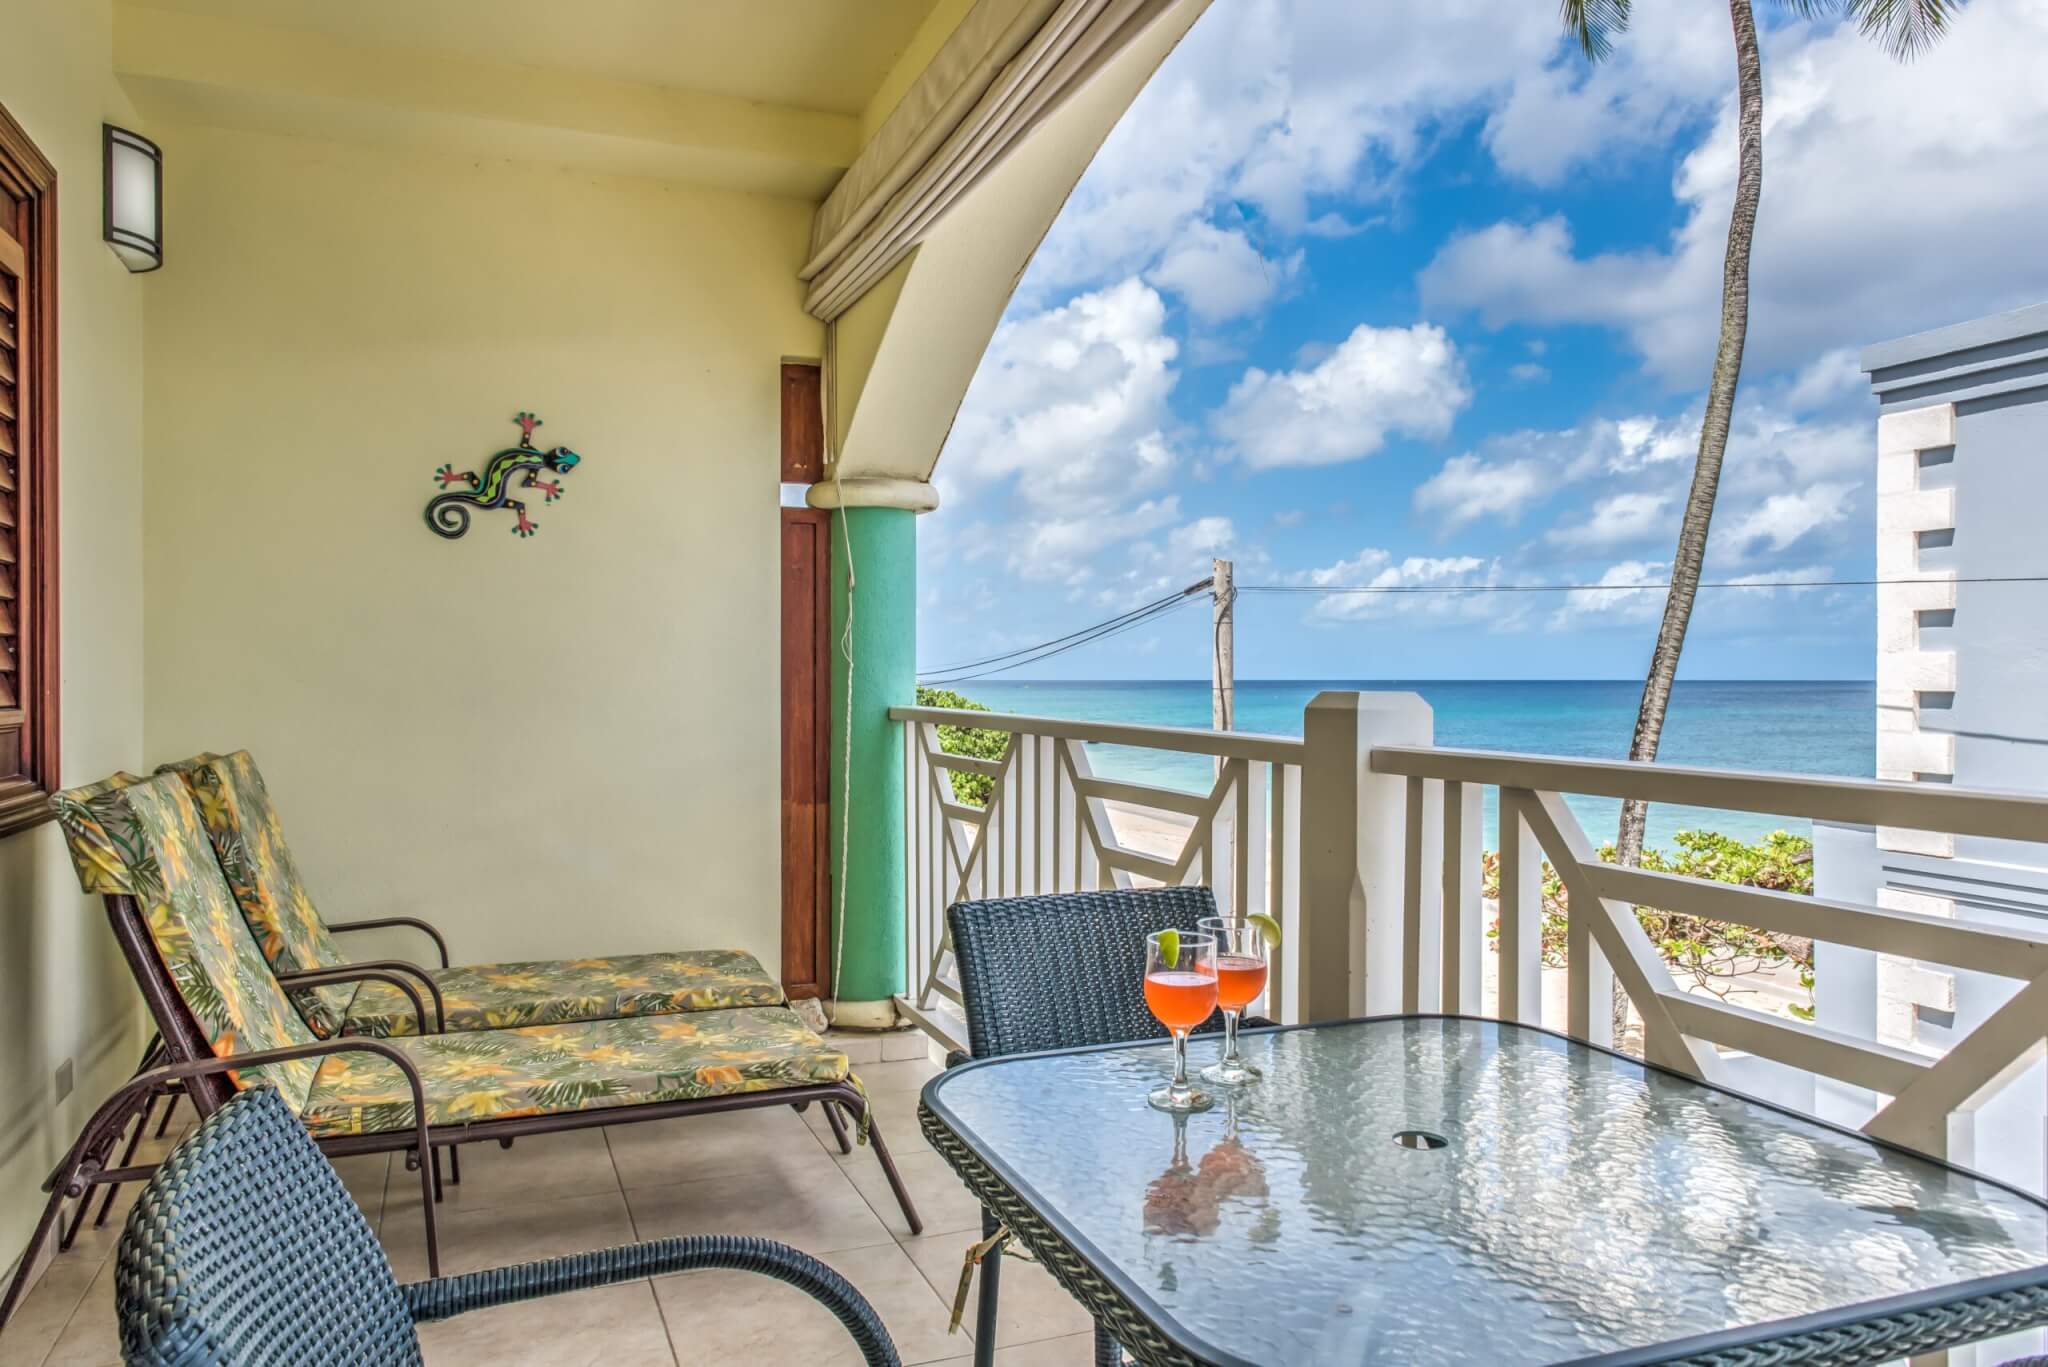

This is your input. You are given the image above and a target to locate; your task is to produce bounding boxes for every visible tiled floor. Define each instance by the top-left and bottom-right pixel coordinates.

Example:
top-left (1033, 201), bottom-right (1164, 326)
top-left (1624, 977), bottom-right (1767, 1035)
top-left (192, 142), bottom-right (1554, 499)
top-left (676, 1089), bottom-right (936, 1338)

top-left (0, 1032), bottom-right (1095, 1366)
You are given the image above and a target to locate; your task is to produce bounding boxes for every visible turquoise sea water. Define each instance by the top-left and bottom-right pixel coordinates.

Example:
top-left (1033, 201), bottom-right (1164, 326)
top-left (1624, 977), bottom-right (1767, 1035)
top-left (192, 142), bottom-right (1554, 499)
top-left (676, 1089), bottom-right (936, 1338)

top-left (949, 680), bottom-right (1875, 849)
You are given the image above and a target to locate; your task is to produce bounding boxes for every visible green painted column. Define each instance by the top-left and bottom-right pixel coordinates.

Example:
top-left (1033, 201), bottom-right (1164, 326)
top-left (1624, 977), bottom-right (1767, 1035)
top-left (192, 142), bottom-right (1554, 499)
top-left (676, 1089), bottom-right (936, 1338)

top-left (825, 501), bottom-right (916, 1013)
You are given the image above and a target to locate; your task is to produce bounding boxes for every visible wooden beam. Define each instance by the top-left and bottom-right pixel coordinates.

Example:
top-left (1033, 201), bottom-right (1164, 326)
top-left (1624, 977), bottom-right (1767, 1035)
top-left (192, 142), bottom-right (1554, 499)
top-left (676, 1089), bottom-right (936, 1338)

top-left (1658, 991), bottom-right (1929, 1098)
top-left (1517, 788), bottom-right (1721, 1080)
top-left (1587, 863), bottom-right (2048, 981)
top-left (1371, 745), bottom-right (2048, 843)
top-left (780, 363), bottom-right (823, 484)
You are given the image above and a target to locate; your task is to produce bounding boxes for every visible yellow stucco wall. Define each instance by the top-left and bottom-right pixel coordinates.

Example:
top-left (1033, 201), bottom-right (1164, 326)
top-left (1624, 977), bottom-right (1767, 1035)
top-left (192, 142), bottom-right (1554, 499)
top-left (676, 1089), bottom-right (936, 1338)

top-left (141, 125), bottom-right (819, 975)
top-left (0, 0), bottom-right (152, 1295)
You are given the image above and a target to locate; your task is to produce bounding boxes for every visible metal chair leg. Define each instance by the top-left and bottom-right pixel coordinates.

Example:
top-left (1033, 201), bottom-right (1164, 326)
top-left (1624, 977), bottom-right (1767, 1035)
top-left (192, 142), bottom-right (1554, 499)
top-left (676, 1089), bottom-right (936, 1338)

top-left (821, 1099), bottom-right (853, 1154)
top-left (850, 1094), bottom-right (922, 1236)
top-left (153, 1092), bottom-right (178, 1139)
top-left (0, 1187), bottom-right (70, 1332)
top-left (90, 1090), bottom-right (161, 1231)
top-left (448, 1143), bottom-right (461, 1185)
top-left (974, 1208), bottom-right (1003, 1367)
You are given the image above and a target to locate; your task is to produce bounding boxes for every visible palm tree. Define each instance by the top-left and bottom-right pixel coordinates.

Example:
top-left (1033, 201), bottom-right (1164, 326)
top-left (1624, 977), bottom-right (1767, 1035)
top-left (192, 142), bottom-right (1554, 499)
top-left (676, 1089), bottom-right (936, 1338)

top-left (1560, 0), bottom-right (1959, 890)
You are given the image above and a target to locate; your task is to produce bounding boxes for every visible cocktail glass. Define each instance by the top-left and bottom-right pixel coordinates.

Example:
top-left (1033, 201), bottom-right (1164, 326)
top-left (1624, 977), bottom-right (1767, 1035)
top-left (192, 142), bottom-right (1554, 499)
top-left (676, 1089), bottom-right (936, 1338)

top-left (1198, 915), bottom-right (1268, 1086)
top-left (1144, 930), bottom-right (1217, 1113)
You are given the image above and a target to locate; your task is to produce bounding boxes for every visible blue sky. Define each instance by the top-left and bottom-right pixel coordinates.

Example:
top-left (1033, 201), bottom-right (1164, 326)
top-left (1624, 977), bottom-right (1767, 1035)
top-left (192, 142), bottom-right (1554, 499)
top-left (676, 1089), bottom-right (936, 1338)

top-left (917, 0), bottom-right (2048, 683)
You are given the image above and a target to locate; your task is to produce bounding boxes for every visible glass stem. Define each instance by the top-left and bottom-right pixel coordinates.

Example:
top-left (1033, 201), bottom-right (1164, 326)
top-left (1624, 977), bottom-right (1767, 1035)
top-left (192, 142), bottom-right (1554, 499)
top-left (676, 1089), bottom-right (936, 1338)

top-left (1223, 1008), bottom-right (1241, 1064)
top-left (1171, 1029), bottom-right (1190, 1089)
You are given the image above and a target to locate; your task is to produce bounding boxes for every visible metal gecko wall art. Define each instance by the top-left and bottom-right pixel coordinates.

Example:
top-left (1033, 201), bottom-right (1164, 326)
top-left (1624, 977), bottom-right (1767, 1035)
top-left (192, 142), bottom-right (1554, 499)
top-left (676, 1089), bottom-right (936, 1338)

top-left (425, 412), bottom-right (583, 540)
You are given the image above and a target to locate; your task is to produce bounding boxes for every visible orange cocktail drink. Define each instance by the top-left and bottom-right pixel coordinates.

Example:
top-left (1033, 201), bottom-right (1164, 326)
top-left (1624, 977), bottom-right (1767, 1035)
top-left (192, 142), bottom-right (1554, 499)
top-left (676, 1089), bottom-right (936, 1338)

top-left (1145, 970), bottom-right (1220, 1032)
top-left (1145, 930), bottom-right (1217, 1114)
top-left (1214, 955), bottom-right (1268, 1013)
top-left (1199, 916), bottom-right (1273, 1087)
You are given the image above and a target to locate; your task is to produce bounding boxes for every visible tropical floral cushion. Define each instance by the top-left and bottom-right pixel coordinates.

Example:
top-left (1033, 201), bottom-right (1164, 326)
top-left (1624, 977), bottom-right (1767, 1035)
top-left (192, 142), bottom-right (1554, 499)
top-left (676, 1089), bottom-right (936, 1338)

top-left (49, 773), bottom-right (324, 1108)
top-left (49, 771), bottom-right (152, 895)
top-left (159, 751), bottom-right (356, 1037)
top-left (299, 1006), bottom-right (849, 1136)
top-left (342, 949), bottom-right (787, 1037)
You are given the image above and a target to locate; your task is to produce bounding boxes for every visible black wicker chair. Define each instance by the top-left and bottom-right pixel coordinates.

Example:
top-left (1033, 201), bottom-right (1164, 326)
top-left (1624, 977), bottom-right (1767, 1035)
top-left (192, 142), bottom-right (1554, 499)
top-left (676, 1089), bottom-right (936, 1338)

top-left (114, 1082), bottom-right (900, 1366)
top-left (946, 885), bottom-right (1270, 1367)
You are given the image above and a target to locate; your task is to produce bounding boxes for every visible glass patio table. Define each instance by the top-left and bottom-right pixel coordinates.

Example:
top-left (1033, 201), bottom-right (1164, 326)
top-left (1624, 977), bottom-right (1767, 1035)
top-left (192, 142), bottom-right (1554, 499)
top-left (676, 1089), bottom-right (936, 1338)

top-left (918, 1016), bottom-right (2048, 1366)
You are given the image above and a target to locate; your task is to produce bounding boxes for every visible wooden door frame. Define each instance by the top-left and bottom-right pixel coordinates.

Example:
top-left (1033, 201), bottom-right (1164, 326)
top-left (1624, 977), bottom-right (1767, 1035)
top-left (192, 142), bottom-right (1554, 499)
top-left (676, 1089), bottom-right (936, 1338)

top-left (779, 362), bottom-right (831, 999)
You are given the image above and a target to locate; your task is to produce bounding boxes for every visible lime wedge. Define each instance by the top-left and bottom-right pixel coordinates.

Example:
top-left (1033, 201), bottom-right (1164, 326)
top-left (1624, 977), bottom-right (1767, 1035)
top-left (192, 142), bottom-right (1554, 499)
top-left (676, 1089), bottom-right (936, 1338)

top-left (1247, 913), bottom-right (1283, 949)
top-left (1156, 928), bottom-right (1181, 970)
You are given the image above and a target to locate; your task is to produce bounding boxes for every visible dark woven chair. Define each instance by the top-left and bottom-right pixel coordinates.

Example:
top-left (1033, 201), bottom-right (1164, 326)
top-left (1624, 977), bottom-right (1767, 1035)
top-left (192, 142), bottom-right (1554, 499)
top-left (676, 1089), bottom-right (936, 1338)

top-left (114, 1081), bottom-right (901, 1367)
top-left (946, 885), bottom-right (1272, 1367)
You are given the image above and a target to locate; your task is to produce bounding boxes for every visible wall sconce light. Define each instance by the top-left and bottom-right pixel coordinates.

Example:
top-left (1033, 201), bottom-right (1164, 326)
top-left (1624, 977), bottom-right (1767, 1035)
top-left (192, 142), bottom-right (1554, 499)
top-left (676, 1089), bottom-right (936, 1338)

top-left (102, 125), bottom-right (162, 273)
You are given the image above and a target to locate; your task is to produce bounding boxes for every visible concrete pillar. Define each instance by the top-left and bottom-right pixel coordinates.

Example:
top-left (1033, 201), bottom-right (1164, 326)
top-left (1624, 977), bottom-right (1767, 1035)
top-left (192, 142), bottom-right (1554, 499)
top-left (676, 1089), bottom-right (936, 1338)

top-left (1300, 691), bottom-right (1434, 1020)
top-left (811, 478), bottom-right (936, 1024)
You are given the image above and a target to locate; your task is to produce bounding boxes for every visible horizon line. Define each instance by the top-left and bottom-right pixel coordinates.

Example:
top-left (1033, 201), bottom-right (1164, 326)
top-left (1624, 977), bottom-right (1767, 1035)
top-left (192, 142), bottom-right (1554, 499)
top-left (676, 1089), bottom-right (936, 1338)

top-left (927, 677), bottom-right (1879, 686)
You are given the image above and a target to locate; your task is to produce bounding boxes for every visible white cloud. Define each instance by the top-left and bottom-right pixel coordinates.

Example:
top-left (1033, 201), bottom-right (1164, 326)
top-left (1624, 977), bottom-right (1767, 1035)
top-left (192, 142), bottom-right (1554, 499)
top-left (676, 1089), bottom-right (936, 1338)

top-left (1408, 415), bottom-right (1679, 534)
top-left (1546, 492), bottom-right (1673, 551)
top-left (1722, 564), bottom-right (1833, 595)
top-left (939, 280), bottom-right (1178, 511)
top-left (1407, 396), bottom-right (1869, 577)
top-left (1168, 516), bottom-right (1237, 560)
top-left (1412, 452), bottom-right (1551, 531)
top-left (1609, 415), bottom-right (1695, 473)
top-left (1783, 348), bottom-right (1865, 412)
top-left (1720, 480), bottom-right (1855, 556)
top-left (1018, 0), bottom-right (1569, 304)
top-left (934, 278), bottom-right (1197, 583)
top-left (1291, 549), bottom-right (1509, 624)
top-left (1549, 560), bottom-right (1669, 625)
top-left (1008, 496), bottom-right (1182, 582)
top-left (1214, 322), bottom-right (1470, 468)
top-left (1509, 362), bottom-right (1550, 383)
top-left (1147, 223), bottom-right (1302, 324)
top-left (1481, 1), bottom-right (1731, 185)
top-left (1422, 0), bottom-right (2048, 385)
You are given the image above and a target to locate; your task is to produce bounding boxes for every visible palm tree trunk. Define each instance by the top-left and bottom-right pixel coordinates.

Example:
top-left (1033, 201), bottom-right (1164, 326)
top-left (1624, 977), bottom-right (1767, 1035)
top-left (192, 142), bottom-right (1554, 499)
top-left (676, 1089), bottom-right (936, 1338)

top-left (1612, 0), bottom-right (1763, 1037)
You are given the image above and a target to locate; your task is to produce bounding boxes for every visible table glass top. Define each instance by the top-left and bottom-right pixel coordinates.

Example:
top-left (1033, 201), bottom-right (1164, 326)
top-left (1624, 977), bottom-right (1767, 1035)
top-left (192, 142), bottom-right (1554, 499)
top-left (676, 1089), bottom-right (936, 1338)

top-left (923, 1018), bottom-right (2048, 1367)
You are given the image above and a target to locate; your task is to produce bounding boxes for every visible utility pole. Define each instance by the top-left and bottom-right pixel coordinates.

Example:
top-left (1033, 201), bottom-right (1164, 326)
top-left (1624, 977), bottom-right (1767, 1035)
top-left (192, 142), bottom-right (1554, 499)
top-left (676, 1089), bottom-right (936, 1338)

top-left (1211, 558), bottom-right (1234, 737)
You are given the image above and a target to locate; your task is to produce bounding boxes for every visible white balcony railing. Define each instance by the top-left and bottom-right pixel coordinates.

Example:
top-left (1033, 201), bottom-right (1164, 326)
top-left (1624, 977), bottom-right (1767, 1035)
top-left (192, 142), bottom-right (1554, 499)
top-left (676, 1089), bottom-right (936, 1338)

top-left (1372, 741), bottom-right (2048, 1165)
top-left (889, 705), bottom-right (1305, 1053)
top-left (887, 690), bottom-right (2048, 1173)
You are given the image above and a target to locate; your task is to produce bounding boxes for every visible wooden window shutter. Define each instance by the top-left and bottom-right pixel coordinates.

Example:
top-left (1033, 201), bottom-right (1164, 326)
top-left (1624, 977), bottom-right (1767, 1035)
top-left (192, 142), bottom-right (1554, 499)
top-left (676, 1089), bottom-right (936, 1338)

top-left (0, 103), bottom-right (60, 836)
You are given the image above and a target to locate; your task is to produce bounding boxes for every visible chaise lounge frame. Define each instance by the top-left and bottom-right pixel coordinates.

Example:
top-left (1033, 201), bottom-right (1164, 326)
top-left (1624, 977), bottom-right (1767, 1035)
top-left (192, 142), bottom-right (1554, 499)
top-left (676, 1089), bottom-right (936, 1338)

top-left (0, 890), bottom-right (921, 1331)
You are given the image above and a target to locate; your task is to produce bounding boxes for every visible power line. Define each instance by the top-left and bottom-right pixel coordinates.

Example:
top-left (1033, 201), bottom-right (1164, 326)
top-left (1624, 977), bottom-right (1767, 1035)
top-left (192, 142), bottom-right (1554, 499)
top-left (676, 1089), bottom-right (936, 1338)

top-left (1238, 574), bottom-right (2048, 597)
top-left (916, 579), bottom-right (1208, 679)
top-left (919, 596), bottom-right (1200, 686)
top-left (919, 590), bottom-right (1205, 686)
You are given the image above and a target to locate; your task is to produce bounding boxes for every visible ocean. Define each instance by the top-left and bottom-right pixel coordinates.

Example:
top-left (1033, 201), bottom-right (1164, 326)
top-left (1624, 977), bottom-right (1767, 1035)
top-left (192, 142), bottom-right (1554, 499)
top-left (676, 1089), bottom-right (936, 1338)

top-left (945, 679), bottom-right (1875, 850)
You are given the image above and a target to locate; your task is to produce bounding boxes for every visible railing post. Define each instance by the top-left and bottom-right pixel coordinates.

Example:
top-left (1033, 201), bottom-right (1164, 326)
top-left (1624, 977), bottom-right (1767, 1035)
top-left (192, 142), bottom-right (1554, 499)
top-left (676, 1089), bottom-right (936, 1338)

top-left (1302, 691), bottom-right (1433, 1019)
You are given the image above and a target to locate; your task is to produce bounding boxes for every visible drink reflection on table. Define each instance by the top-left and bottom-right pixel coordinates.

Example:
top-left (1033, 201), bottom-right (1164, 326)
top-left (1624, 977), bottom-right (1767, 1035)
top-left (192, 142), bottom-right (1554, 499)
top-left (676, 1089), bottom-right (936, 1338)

top-left (1142, 1098), bottom-right (1278, 1252)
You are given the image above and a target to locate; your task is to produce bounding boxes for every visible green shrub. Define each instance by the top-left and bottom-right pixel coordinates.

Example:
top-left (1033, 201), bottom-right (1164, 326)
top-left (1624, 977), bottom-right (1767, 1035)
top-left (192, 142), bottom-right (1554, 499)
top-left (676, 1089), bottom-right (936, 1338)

top-left (1481, 829), bottom-right (1815, 1009)
top-left (915, 686), bottom-right (1009, 806)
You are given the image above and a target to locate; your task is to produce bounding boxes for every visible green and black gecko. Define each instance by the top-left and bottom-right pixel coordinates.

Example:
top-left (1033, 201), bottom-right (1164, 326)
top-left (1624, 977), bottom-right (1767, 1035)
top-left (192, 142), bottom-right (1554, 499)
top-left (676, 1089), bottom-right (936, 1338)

top-left (425, 411), bottom-right (582, 539)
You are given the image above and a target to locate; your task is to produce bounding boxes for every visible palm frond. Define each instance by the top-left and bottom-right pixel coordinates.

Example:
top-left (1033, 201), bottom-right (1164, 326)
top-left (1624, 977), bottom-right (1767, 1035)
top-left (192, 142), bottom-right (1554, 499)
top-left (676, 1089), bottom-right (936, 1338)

top-left (1560, 0), bottom-right (1631, 61)
top-left (1773, 0), bottom-right (1959, 59)
top-left (1852, 0), bottom-right (1957, 59)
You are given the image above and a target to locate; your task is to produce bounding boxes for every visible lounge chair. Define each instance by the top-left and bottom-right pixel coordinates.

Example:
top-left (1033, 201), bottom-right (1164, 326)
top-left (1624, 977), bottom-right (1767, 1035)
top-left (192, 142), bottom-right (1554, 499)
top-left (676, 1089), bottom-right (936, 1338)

top-left (2, 769), bottom-right (917, 1326)
top-left (161, 750), bottom-right (786, 1039)
top-left (114, 1080), bottom-right (901, 1366)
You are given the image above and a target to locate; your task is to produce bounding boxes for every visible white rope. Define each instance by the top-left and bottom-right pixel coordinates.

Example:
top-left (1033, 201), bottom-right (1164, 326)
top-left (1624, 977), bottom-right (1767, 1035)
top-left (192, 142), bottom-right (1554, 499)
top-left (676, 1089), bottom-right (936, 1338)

top-left (826, 321), bottom-right (855, 1013)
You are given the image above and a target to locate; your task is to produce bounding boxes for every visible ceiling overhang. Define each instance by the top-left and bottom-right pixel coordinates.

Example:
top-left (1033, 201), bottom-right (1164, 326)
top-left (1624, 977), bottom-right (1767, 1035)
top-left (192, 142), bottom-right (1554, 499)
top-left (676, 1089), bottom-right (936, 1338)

top-left (112, 3), bottom-right (868, 198)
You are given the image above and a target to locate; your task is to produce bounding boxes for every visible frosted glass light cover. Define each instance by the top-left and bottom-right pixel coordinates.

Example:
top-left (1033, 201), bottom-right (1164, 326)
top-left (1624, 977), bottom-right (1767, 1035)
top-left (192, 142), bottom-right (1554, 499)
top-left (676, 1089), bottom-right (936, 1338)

top-left (103, 126), bottom-right (162, 272)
